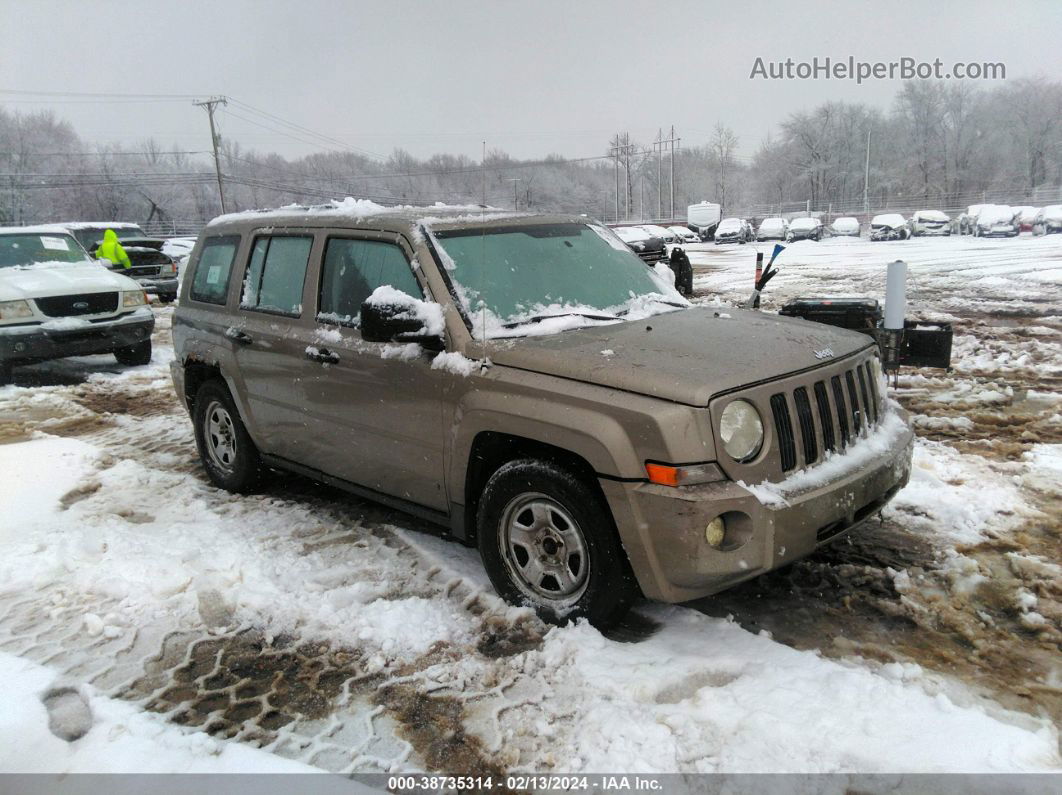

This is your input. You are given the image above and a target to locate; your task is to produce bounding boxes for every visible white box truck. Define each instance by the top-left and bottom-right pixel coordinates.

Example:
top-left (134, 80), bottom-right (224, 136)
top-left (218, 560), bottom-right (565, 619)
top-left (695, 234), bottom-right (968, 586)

top-left (687, 202), bottom-right (722, 241)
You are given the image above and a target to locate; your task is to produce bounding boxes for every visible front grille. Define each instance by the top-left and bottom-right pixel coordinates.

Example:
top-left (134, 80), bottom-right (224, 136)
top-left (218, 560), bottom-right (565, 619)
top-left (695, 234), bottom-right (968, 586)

top-left (768, 357), bottom-right (881, 473)
top-left (35, 292), bottom-right (118, 317)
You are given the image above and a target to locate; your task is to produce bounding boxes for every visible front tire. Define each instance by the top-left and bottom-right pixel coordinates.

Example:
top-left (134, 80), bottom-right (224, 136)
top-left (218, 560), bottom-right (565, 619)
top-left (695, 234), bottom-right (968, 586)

top-left (193, 380), bottom-right (261, 492)
top-left (476, 459), bottom-right (637, 628)
top-left (114, 340), bottom-right (152, 366)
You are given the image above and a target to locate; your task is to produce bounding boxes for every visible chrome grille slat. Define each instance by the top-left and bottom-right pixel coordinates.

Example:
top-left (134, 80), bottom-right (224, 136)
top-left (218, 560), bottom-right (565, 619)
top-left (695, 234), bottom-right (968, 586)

top-left (813, 380), bottom-right (836, 453)
top-left (845, 370), bottom-right (862, 434)
top-left (770, 393), bottom-right (797, 472)
top-left (831, 375), bottom-right (850, 447)
top-left (857, 366), bottom-right (873, 426)
top-left (793, 387), bottom-right (818, 465)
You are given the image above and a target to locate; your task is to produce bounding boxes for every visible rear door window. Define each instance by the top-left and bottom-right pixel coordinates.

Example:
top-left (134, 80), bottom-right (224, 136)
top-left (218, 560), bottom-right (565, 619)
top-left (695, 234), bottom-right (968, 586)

top-left (317, 237), bottom-right (422, 325)
top-left (240, 235), bottom-right (313, 317)
top-left (189, 235), bottom-right (241, 305)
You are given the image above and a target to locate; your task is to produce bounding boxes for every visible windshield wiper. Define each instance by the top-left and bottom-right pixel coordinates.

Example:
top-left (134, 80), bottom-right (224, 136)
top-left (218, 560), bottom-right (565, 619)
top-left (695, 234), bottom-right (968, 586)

top-left (617, 299), bottom-right (686, 315)
top-left (501, 311), bottom-right (621, 329)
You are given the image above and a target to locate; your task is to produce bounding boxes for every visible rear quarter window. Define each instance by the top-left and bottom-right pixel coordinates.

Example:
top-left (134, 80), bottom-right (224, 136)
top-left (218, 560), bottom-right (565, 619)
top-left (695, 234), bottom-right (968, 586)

top-left (189, 235), bottom-right (241, 305)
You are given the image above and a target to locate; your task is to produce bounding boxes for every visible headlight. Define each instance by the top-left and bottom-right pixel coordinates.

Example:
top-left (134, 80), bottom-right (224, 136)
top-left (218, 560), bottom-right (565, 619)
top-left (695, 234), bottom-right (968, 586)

top-left (0, 299), bottom-right (34, 321)
top-left (719, 399), bottom-right (764, 462)
top-left (122, 290), bottom-right (148, 307)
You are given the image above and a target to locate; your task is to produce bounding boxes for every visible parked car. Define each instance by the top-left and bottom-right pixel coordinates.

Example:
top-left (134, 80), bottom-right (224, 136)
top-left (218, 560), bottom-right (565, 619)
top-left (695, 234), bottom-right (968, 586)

top-left (1015, 206), bottom-right (1040, 232)
top-left (786, 217), bottom-right (823, 242)
top-left (959, 205), bottom-right (986, 235)
top-left (869, 214), bottom-right (910, 241)
top-left (714, 217), bottom-right (751, 244)
top-left (829, 217), bottom-right (861, 237)
top-left (974, 205), bottom-right (1018, 237)
top-left (0, 225), bottom-right (154, 384)
top-left (614, 225), bottom-right (667, 263)
top-left (910, 210), bottom-right (951, 237)
top-left (756, 218), bottom-right (788, 241)
top-left (171, 206), bottom-right (912, 628)
top-left (756, 217), bottom-right (788, 241)
top-left (1032, 205), bottom-right (1062, 235)
top-left (57, 222), bottom-right (179, 302)
top-left (667, 225), bottom-right (700, 243)
top-left (637, 224), bottom-right (678, 244)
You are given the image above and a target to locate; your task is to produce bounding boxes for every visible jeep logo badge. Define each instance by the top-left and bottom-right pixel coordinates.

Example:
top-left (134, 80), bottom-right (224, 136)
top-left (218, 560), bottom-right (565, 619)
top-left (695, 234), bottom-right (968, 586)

top-left (813, 347), bottom-right (835, 360)
top-left (72, 301), bottom-right (90, 310)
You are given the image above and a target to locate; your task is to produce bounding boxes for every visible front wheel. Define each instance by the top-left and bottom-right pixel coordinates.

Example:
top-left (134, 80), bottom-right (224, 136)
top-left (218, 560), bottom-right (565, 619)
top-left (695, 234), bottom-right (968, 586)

top-left (193, 380), bottom-right (261, 492)
top-left (114, 340), bottom-right (152, 366)
top-left (476, 459), bottom-right (637, 628)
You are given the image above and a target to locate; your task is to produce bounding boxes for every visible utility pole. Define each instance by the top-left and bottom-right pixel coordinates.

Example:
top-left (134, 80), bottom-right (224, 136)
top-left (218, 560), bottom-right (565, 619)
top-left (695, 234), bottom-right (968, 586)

top-left (611, 135), bottom-right (620, 223)
top-left (194, 96), bottom-right (228, 213)
top-left (664, 126), bottom-right (680, 220)
top-left (482, 141), bottom-right (487, 205)
top-left (508, 178), bottom-right (521, 211)
top-left (863, 129), bottom-right (871, 217)
top-left (656, 128), bottom-right (663, 220)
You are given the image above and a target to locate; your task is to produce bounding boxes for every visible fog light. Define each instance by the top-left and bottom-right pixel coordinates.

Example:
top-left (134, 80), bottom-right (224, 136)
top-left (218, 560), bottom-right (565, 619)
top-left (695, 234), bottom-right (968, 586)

top-left (14, 341), bottom-right (26, 353)
top-left (705, 517), bottom-right (726, 548)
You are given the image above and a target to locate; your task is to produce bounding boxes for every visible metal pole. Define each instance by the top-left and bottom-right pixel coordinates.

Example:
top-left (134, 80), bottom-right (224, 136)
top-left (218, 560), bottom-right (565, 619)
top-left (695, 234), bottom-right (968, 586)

top-left (482, 140), bottom-right (486, 205)
top-left (194, 97), bottom-right (228, 214)
top-left (613, 139), bottom-right (620, 224)
top-left (669, 126), bottom-right (676, 221)
top-left (656, 129), bottom-right (662, 220)
top-left (863, 129), bottom-right (871, 217)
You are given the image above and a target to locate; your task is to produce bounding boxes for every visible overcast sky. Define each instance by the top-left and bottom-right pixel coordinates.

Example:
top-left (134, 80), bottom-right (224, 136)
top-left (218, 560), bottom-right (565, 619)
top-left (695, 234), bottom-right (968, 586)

top-left (3, 0), bottom-right (1061, 164)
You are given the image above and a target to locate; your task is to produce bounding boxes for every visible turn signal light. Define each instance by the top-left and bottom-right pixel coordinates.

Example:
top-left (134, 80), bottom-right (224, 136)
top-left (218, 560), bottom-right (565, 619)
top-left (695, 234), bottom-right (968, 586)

top-left (645, 462), bottom-right (725, 487)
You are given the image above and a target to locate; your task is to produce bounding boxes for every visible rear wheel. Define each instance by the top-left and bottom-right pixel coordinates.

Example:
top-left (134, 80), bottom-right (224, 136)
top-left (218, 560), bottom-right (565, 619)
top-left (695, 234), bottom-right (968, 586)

top-left (476, 459), bottom-right (637, 628)
top-left (114, 340), bottom-right (152, 366)
top-left (193, 380), bottom-right (261, 492)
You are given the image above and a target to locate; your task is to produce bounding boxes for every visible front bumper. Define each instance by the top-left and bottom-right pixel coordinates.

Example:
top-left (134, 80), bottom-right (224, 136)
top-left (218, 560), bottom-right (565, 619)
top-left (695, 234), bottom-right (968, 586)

top-left (0, 308), bottom-right (155, 365)
top-left (135, 276), bottom-right (179, 296)
top-left (602, 419), bottom-right (914, 603)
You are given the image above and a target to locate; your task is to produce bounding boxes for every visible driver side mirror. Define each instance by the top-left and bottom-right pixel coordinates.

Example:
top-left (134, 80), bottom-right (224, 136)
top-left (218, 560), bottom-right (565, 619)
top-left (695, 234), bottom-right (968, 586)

top-left (360, 295), bottom-right (444, 350)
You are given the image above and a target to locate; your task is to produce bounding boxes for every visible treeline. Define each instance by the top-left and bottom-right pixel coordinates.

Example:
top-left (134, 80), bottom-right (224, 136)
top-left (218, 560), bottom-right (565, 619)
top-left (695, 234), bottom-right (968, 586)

top-left (2, 77), bottom-right (1060, 230)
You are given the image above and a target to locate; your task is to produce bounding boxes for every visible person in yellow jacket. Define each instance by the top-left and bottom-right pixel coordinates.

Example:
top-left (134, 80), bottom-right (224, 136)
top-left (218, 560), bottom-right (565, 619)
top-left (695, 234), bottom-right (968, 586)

top-left (94, 229), bottom-right (131, 269)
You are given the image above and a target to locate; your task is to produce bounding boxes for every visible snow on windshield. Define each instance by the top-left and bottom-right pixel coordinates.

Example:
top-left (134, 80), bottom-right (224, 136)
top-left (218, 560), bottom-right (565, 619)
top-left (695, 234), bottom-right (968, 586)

top-left (872, 214), bottom-right (906, 227)
top-left (429, 223), bottom-right (687, 339)
top-left (790, 217), bottom-right (819, 230)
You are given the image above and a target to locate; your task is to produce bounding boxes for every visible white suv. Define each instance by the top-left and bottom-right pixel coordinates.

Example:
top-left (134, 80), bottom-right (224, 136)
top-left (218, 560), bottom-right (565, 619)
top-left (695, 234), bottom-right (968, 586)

top-left (0, 226), bottom-right (155, 384)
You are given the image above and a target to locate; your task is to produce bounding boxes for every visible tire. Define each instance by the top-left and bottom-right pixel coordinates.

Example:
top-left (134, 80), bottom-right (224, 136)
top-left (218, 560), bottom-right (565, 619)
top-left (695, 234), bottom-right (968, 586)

top-left (157, 294), bottom-right (176, 304)
top-left (476, 459), bottom-right (637, 628)
top-left (114, 339), bottom-right (152, 366)
top-left (192, 379), bottom-right (262, 492)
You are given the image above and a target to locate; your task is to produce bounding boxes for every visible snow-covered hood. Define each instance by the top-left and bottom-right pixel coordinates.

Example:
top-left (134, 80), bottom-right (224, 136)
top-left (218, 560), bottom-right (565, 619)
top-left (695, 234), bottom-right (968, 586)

top-left (0, 262), bottom-right (140, 303)
top-left (484, 307), bottom-right (874, 406)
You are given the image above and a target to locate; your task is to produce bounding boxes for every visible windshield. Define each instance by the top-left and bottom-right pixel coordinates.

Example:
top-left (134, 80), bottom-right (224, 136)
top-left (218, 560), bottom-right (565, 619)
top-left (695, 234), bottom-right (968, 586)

top-left (432, 222), bottom-right (684, 338)
top-left (791, 218), bottom-right (818, 230)
top-left (613, 226), bottom-right (649, 243)
top-left (0, 233), bottom-right (93, 268)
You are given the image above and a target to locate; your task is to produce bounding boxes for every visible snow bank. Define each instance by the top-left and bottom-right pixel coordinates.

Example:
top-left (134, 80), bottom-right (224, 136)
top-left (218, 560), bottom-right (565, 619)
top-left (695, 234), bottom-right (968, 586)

top-left (479, 610), bottom-right (1060, 773)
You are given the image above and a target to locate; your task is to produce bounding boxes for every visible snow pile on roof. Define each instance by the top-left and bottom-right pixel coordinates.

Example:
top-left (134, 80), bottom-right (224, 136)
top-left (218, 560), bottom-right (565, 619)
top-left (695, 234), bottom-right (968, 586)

top-left (211, 197), bottom-right (498, 226)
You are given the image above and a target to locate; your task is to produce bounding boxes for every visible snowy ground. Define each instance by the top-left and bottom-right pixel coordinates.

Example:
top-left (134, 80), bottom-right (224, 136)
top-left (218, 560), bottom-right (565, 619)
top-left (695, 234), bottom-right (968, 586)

top-left (0, 233), bottom-right (1059, 776)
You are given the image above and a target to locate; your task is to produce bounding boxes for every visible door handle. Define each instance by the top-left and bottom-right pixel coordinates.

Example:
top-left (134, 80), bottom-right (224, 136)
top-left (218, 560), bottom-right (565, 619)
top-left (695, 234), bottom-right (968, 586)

top-left (225, 327), bottom-right (253, 345)
top-left (305, 347), bottom-right (340, 364)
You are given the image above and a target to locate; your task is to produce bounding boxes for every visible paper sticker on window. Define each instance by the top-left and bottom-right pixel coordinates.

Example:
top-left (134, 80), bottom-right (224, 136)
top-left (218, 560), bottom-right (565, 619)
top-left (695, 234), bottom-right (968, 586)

top-left (587, 224), bottom-right (629, 252)
top-left (40, 236), bottom-right (70, 251)
top-left (206, 265), bottom-right (222, 284)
